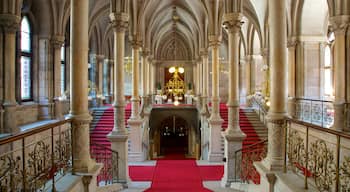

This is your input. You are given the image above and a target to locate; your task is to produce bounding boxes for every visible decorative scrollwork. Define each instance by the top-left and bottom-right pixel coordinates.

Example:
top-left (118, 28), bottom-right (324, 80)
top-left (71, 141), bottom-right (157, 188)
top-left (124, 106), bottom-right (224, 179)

top-left (55, 128), bottom-right (72, 176)
top-left (287, 130), bottom-right (306, 173)
top-left (340, 156), bottom-right (350, 192)
top-left (308, 140), bottom-right (336, 191)
top-left (0, 155), bottom-right (22, 191)
top-left (27, 140), bottom-right (51, 191)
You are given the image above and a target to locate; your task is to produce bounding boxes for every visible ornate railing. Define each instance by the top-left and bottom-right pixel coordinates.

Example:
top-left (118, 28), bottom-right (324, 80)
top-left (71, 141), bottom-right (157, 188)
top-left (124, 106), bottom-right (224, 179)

top-left (284, 118), bottom-right (350, 191)
top-left (0, 119), bottom-right (72, 191)
top-left (293, 98), bottom-right (334, 128)
top-left (234, 139), bottom-right (267, 183)
top-left (249, 96), bottom-right (268, 124)
top-left (90, 143), bottom-right (119, 186)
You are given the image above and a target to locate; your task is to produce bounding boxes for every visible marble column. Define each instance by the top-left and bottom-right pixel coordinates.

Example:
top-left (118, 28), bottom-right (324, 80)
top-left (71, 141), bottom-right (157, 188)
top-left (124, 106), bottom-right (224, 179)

top-left (130, 41), bottom-right (141, 119)
top-left (208, 35), bottom-right (224, 162)
top-left (0, 14), bottom-right (20, 133)
top-left (96, 55), bottom-right (104, 106)
top-left (69, 0), bottom-right (95, 173)
top-left (127, 40), bottom-right (144, 161)
top-left (141, 50), bottom-right (150, 109)
top-left (330, 16), bottom-right (349, 131)
top-left (263, 0), bottom-right (288, 171)
top-left (287, 39), bottom-right (297, 118)
top-left (221, 13), bottom-right (246, 186)
top-left (201, 50), bottom-right (209, 114)
top-left (107, 12), bottom-right (129, 184)
top-left (51, 36), bottom-right (65, 120)
top-left (198, 59), bottom-right (203, 96)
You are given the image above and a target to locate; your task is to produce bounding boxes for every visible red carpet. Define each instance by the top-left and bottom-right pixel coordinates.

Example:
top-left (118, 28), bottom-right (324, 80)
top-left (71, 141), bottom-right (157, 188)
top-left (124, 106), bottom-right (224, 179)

top-left (219, 103), bottom-right (262, 184)
top-left (144, 159), bottom-right (213, 192)
top-left (129, 166), bottom-right (155, 181)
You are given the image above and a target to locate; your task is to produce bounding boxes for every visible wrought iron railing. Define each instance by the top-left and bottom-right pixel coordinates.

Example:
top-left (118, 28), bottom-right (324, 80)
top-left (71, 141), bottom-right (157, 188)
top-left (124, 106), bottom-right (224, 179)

top-left (90, 143), bottom-right (119, 186)
top-left (293, 98), bottom-right (334, 128)
top-left (0, 118), bottom-right (72, 191)
top-left (234, 139), bottom-right (267, 183)
top-left (284, 118), bottom-right (350, 191)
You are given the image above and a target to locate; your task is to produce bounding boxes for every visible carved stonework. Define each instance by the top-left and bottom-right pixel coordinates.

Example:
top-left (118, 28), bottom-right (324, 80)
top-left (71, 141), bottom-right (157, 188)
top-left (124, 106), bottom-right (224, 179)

top-left (0, 14), bottom-right (21, 34)
top-left (208, 35), bottom-right (221, 48)
top-left (109, 13), bottom-right (129, 32)
top-left (329, 15), bottom-right (350, 35)
top-left (51, 35), bottom-right (65, 49)
top-left (223, 13), bottom-right (244, 34)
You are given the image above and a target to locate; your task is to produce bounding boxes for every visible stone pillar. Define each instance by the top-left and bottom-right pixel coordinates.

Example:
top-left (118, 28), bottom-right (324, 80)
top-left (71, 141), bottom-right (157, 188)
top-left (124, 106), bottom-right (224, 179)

top-left (261, 48), bottom-right (270, 98)
top-left (0, 14), bottom-right (20, 133)
top-left (96, 55), bottom-right (104, 106)
top-left (263, 0), bottom-right (288, 171)
top-left (330, 16), bottom-right (349, 131)
top-left (107, 11), bottom-right (129, 184)
top-left (51, 36), bottom-right (65, 119)
top-left (130, 41), bottom-right (141, 119)
top-left (221, 13), bottom-right (246, 186)
top-left (141, 50), bottom-right (150, 108)
top-left (245, 55), bottom-right (252, 97)
top-left (109, 60), bottom-right (114, 103)
top-left (127, 40), bottom-right (144, 162)
top-left (208, 36), bottom-right (224, 162)
top-left (201, 50), bottom-right (209, 113)
top-left (198, 59), bottom-right (203, 96)
top-left (193, 64), bottom-right (197, 95)
top-left (287, 39), bottom-right (297, 118)
top-left (70, 0), bottom-right (95, 173)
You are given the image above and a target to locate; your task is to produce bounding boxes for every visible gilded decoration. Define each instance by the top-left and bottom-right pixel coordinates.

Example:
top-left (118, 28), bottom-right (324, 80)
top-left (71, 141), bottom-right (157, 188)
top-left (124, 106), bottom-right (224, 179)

top-left (287, 129), bottom-right (306, 173)
top-left (340, 156), bottom-right (350, 192)
top-left (308, 140), bottom-right (336, 191)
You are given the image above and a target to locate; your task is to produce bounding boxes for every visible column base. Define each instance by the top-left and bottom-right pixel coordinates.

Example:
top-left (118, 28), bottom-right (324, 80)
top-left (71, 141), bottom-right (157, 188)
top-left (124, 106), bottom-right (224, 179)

top-left (221, 131), bottom-right (246, 187)
top-left (128, 119), bottom-right (144, 162)
top-left (3, 102), bottom-right (17, 133)
top-left (208, 117), bottom-right (224, 162)
top-left (332, 101), bottom-right (345, 131)
top-left (38, 102), bottom-right (54, 120)
top-left (254, 161), bottom-right (277, 192)
top-left (107, 132), bottom-right (130, 185)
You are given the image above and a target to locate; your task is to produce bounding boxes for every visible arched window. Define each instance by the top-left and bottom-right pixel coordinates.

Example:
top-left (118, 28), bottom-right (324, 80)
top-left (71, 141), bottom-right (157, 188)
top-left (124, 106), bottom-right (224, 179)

top-left (20, 16), bottom-right (32, 100)
top-left (324, 32), bottom-right (334, 97)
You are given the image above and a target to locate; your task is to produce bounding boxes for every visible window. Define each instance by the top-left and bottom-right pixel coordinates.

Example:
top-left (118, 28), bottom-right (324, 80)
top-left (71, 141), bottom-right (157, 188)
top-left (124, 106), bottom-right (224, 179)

top-left (20, 16), bottom-right (32, 100)
top-left (61, 45), bottom-right (66, 94)
top-left (324, 32), bottom-right (334, 97)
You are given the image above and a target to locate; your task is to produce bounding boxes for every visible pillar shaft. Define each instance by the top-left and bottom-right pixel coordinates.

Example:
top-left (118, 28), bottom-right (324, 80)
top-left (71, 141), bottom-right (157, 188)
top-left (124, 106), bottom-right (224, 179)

top-left (111, 14), bottom-right (128, 134)
top-left (52, 36), bottom-right (65, 119)
top-left (96, 55), bottom-right (104, 95)
top-left (264, 0), bottom-right (288, 171)
top-left (287, 40), bottom-right (297, 118)
top-left (202, 52), bottom-right (209, 97)
top-left (0, 14), bottom-right (20, 133)
top-left (330, 15), bottom-right (349, 131)
top-left (70, 0), bottom-right (94, 172)
top-left (209, 36), bottom-right (222, 120)
top-left (131, 42), bottom-right (141, 119)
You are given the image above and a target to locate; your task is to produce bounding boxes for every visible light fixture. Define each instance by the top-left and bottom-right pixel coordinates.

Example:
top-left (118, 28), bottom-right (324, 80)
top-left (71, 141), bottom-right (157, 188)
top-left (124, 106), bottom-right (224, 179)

top-left (174, 100), bottom-right (179, 106)
top-left (178, 67), bottom-right (184, 74)
top-left (169, 67), bottom-right (176, 73)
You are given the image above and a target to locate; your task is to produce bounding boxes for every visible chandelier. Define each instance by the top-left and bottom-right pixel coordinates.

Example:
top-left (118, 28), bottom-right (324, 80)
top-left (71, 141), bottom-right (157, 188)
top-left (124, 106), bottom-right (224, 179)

top-left (165, 66), bottom-right (185, 100)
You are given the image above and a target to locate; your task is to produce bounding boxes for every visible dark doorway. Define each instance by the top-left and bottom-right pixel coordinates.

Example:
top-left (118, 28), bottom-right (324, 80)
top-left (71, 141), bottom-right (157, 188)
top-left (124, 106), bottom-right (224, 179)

top-left (160, 116), bottom-right (188, 156)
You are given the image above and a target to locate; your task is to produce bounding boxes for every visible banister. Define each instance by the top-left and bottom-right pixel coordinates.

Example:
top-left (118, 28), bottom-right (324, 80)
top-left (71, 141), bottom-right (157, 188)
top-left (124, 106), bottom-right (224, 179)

top-left (0, 118), bottom-right (72, 145)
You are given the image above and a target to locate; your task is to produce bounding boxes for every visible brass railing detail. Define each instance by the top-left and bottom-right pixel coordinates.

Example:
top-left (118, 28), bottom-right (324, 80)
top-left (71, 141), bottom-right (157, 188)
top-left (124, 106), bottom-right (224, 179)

top-left (285, 118), bottom-right (350, 192)
top-left (90, 143), bottom-right (119, 185)
top-left (308, 140), bottom-right (336, 191)
top-left (340, 156), bottom-right (350, 191)
top-left (234, 140), bottom-right (267, 183)
top-left (0, 119), bottom-right (72, 191)
top-left (287, 129), bottom-right (306, 174)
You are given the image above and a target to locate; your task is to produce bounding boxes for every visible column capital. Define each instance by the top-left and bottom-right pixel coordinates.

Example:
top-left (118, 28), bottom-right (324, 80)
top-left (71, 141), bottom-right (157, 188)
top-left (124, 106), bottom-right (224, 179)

top-left (141, 48), bottom-right (150, 57)
top-left (0, 14), bottom-right (20, 34)
top-left (130, 38), bottom-right (142, 49)
top-left (223, 13), bottom-right (244, 33)
top-left (199, 48), bottom-right (209, 57)
top-left (109, 12), bottom-right (129, 32)
top-left (95, 54), bottom-right (105, 60)
top-left (208, 35), bottom-right (221, 47)
top-left (261, 48), bottom-right (269, 57)
top-left (51, 35), bottom-right (65, 49)
top-left (287, 38), bottom-right (298, 48)
top-left (329, 15), bottom-right (350, 35)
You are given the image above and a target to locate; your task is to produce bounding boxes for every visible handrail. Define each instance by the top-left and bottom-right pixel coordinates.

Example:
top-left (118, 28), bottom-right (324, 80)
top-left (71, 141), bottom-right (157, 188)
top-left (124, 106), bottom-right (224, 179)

top-left (294, 97), bottom-right (333, 103)
top-left (0, 118), bottom-right (72, 145)
top-left (234, 139), bottom-right (268, 154)
top-left (286, 117), bottom-right (350, 140)
top-left (0, 118), bottom-right (73, 191)
top-left (284, 117), bottom-right (350, 191)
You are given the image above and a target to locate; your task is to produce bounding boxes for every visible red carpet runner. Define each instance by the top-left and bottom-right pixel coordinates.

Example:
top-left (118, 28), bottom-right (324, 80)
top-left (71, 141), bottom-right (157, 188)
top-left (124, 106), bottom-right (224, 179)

top-left (143, 159), bottom-right (214, 192)
top-left (219, 103), bottom-right (262, 184)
